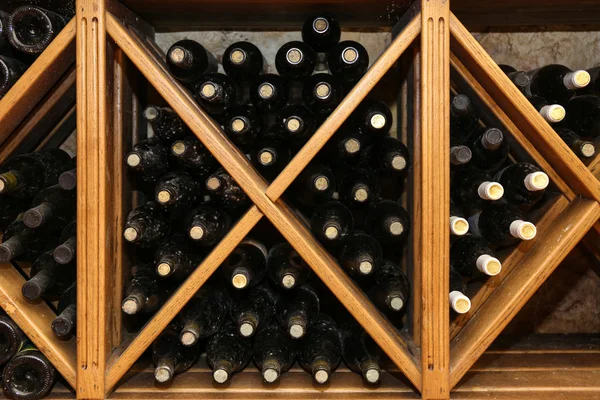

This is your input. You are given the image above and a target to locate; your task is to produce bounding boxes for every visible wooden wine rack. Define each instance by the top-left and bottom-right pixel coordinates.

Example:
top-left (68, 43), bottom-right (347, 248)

top-left (0, 0), bottom-right (599, 399)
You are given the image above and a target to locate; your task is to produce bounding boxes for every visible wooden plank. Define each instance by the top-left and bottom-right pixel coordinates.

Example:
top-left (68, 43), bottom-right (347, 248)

top-left (449, 54), bottom-right (576, 201)
top-left (450, 198), bottom-right (600, 388)
top-left (449, 195), bottom-right (570, 339)
top-left (0, 19), bottom-right (76, 146)
top-left (419, 0), bottom-right (450, 399)
top-left (471, 352), bottom-right (600, 371)
top-left (0, 263), bottom-right (76, 388)
top-left (449, 14), bottom-right (600, 203)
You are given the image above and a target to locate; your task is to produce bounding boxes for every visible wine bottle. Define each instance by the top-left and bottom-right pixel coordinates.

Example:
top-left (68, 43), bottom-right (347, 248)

top-left (275, 41), bottom-right (316, 80)
top-left (340, 324), bottom-right (382, 384)
top-left (0, 11), bottom-right (9, 51)
top-left (468, 203), bottom-right (537, 246)
top-left (0, 194), bottom-right (25, 232)
top-left (155, 171), bottom-right (201, 217)
top-left (166, 39), bottom-right (218, 84)
top-left (206, 323), bottom-right (253, 384)
top-left (7, 6), bottom-right (66, 55)
top-left (252, 322), bottom-right (297, 383)
top-left (22, 184), bottom-right (75, 229)
top-left (449, 267), bottom-right (471, 314)
top-left (184, 205), bottom-right (231, 247)
top-left (122, 265), bottom-right (169, 315)
top-left (0, 314), bottom-right (27, 365)
top-left (362, 136), bottom-right (410, 176)
top-left (310, 201), bottom-right (354, 248)
top-left (564, 95), bottom-right (600, 138)
top-left (223, 104), bottom-right (262, 151)
top-left (524, 64), bottom-right (590, 104)
top-left (467, 127), bottom-right (509, 171)
top-left (123, 202), bottom-right (169, 248)
top-left (494, 162), bottom-right (549, 208)
top-left (251, 133), bottom-right (292, 181)
top-left (1, 343), bottom-right (56, 400)
top-left (353, 100), bottom-right (392, 136)
top-left (451, 236), bottom-right (502, 278)
top-left (507, 70), bottom-right (531, 94)
top-left (276, 104), bottom-right (317, 150)
top-left (125, 137), bottom-right (171, 185)
top-left (194, 73), bottom-right (239, 116)
top-left (154, 233), bottom-right (202, 280)
top-left (0, 148), bottom-right (72, 199)
top-left (302, 73), bottom-right (344, 116)
top-left (301, 14), bottom-right (341, 52)
top-left (322, 125), bottom-right (368, 163)
top-left (250, 73), bottom-right (289, 112)
top-left (144, 106), bottom-right (190, 142)
top-left (291, 163), bottom-right (336, 207)
top-left (450, 200), bottom-right (469, 236)
top-left (152, 321), bottom-right (201, 383)
top-left (450, 94), bottom-right (479, 141)
top-left (180, 285), bottom-right (231, 346)
top-left (451, 138), bottom-right (473, 166)
top-left (555, 127), bottom-right (596, 158)
top-left (171, 135), bottom-right (218, 178)
top-left (0, 56), bottom-right (27, 98)
top-left (53, 220), bottom-right (76, 264)
top-left (21, 250), bottom-right (75, 300)
top-left (58, 168), bottom-right (76, 190)
top-left (527, 95), bottom-right (566, 124)
top-left (338, 231), bottom-right (382, 278)
top-left (338, 167), bottom-right (380, 208)
top-left (0, 215), bottom-right (60, 263)
top-left (223, 41), bottom-right (266, 82)
top-left (368, 259), bottom-right (410, 313)
top-left (298, 315), bottom-right (342, 384)
top-left (451, 169), bottom-right (504, 212)
top-left (277, 284), bottom-right (319, 339)
top-left (267, 242), bottom-right (311, 290)
top-left (205, 169), bottom-right (250, 212)
top-left (231, 283), bottom-right (277, 337)
top-left (364, 200), bottom-right (411, 244)
top-left (328, 40), bottom-right (369, 86)
top-left (583, 66), bottom-right (600, 95)
top-left (51, 283), bottom-right (76, 338)
top-left (220, 239), bottom-right (268, 290)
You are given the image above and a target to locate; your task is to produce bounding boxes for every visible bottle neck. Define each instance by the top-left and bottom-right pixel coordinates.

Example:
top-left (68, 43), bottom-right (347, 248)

top-left (23, 202), bottom-right (54, 228)
top-left (287, 311), bottom-right (307, 339)
top-left (22, 270), bottom-right (54, 300)
top-left (122, 289), bottom-right (147, 315)
top-left (359, 358), bottom-right (381, 384)
top-left (169, 46), bottom-right (194, 69)
top-left (0, 170), bottom-right (22, 194)
top-left (238, 313), bottom-right (259, 337)
top-left (231, 266), bottom-right (252, 289)
top-left (124, 221), bottom-right (146, 243)
top-left (212, 359), bottom-right (233, 384)
top-left (311, 356), bottom-right (331, 384)
top-left (181, 320), bottom-right (201, 346)
top-left (262, 358), bottom-right (282, 383)
top-left (52, 304), bottom-right (76, 338)
top-left (154, 357), bottom-right (176, 383)
top-left (54, 236), bottom-right (76, 265)
top-left (0, 236), bottom-right (25, 263)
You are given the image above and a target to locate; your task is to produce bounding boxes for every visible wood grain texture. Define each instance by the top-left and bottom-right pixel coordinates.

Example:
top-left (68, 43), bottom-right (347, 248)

top-left (450, 198), bottom-right (600, 388)
top-left (449, 195), bottom-right (570, 339)
top-left (0, 19), bottom-right (75, 146)
top-left (0, 263), bottom-right (76, 388)
top-left (450, 14), bottom-right (600, 203)
top-left (419, 1), bottom-right (450, 399)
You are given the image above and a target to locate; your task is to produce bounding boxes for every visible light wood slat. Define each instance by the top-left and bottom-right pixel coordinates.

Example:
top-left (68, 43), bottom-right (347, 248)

top-left (449, 54), bottom-right (576, 202)
top-left (589, 155), bottom-right (600, 179)
top-left (264, 16), bottom-right (421, 202)
top-left (419, 1), bottom-right (450, 399)
top-left (0, 263), bottom-right (76, 388)
top-left (450, 198), bottom-right (600, 388)
top-left (106, 14), bottom-right (422, 391)
top-left (453, 392), bottom-right (600, 400)
top-left (105, 207), bottom-right (264, 392)
top-left (0, 19), bottom-right (76, 146)
top-left (449, 195), bottom-right (570, 339)
top-left (449, 14), bottom-right (600, 203)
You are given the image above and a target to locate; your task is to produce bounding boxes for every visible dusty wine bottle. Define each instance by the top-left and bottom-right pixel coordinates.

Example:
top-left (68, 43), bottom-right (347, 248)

top-left (277, 284), bottom-right (320, 339)
top-left (53, 220), bottom-right (76, 264)
top-left (507, 70), bottom-right (532, 94)
top-left (2, 343), bottom-right (56, 400)
top-left (231, 283), bottom-right (277, 337)
top-left (184, 205), bottom-right (232, 247)
top-left (122, 265), bottom-right (169, 315)
top-left (555, 128), bottom-right (596, 158)
top-left (220, 239), bottom-right (268, 290)
top-left (322, 125), bottom-right (368, 163)
top-left (449, 267), bottom-right (471, 314)
top-left (451, 236), bottom-right (502, 278)
top-left (0, 215), bottom-right (60, 263)
top-left (0, 194), bottom-right (25, 233)
top-left (310, 201), bottom-right (354, 249)
top-left (206, 323), bottom-right (253, 384)
top-left (301, 14), bottom-right (341, 52)
top-left (0, 56), bottom-right (27, 98)
top-left (0, 11), bottom-right (9, 50)
top-left (275, 41), bottom-right (316, 80)
top-left (340, 323), bottom-right (381, 384)
top-left (23, 184), bottom-right (75, 229)
top-left (154, 233), bottom-right (202, 281)
top-left (338, 231), bottom-right (382, 277)
top-left (328, 40), bottom-right (369, 86)
top-left (524, 64), bottom-right (590, 104)
top-left (205, 169), bottom-right (250, 212)
top-left (166, 39), bottom-right (218, 84)
top-left (494, 162), bottom-right (549, 208)
top-left (180, 285), bottom-right (231, 346)
top-left (22, 250), bottom-right (75, 300)
top-left (223, 41), bottom-right (266, 82)
top-left (565, 95), bottom-right (600, 138)
top-left (450, 200), bottom-right (469, 236)
top-left (353, 100), bottom-right (392, 136)
top-left (171, 135), bottom-right (218, 178)
top-left (58, 168), bottom-right (76, 190)
top-left (144, 106), bottom-right (190, 142)
top-left (368, 259), bottom-right (410, 313)
top-left (155, 171), bottom-right (201, 217)
top-left (451, 169), bottom-right (504, 212)
top-left (527, 95), bottom-right (566, 124)
top-left (152, 321), bottom-right (201, 383)
top-left (194, 73), bottom-right (240, 116)
top-left (298, 315), bottom-right (342, 384)
top-left (338, 167), bottom-right (380, 208)
top-left (0, 314), bottom-right (27, 366)
top-left (276, 104), bottom-right (317, 149)
top-left (7, 6), bottom-right (66, 55)
top-left (451, 137), bottom-right (473, 166)
top-left (362, 136), bottom-right (410, 176)
top-left (291, 163), bottom-right (336, 207)
top-left (467, 127), bottom-right (509, 171)
top-left (302, 73), bottom-right (344, 116)
top-left (51, 283), bottom-right (76, 338)
top-left (450, 94), bottom-right (479, 141)
top-left (252, 322), bottom-right (297, 383)
top-left (250, 73), bottom-right (289, 112)
top-left (267, 242), bottom-right (311, 290)
top-left (468, 203), bottom-right (537, 246)
top-left (251, 133), bottom-right (292, 181)
top-left (223, 104), bottom-right (262, 151)
top-left (364, 200), bottom-right (411, 244)
top-left (125, 137), bottom-right (171, 185)
top-left (123, 202), bottom-right (170, 248)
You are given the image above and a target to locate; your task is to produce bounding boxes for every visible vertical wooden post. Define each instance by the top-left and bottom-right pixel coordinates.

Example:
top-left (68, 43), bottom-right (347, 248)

top-left (420, 0), bottom-right (450, 398)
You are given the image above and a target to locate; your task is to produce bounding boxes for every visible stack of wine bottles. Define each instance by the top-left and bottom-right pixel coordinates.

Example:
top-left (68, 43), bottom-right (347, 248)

top-left (0, 0), bottom-right (75, 99)
top-left (449, 93), bottom-right (550, 314)
top-left (0, 148), bottom-right (77, 338)
top-left (0, 310), bottom-right (57, 400)
top-left (500, 63), bottom-right (600, 160)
